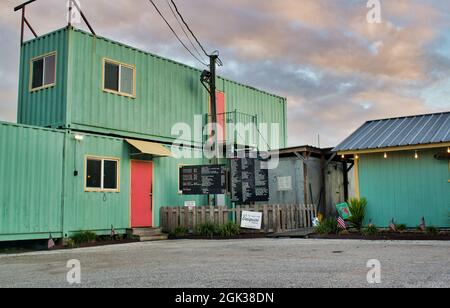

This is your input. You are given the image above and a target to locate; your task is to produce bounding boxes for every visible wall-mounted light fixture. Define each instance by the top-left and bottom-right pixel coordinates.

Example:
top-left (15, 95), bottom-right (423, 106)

top-left (354, 154), bottom-right (359, 160)
top-left (447, 147), bottom-right (450, 154)
top-left (414, 151), bottom-right (419, 160)
top-left (74, 134), bottom-right (84, 141)
top-left (384, 152), bottom-right (388, 159)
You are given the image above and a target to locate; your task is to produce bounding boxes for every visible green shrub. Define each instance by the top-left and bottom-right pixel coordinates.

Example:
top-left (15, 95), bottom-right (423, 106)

top-left (70, 231), bottom-right (97, 245)
top-left (315, 218), bottom-right (339, 235)
top-left (396, 224), bottom-right (407, 231)
top-left (64, 238), bottom-right (76, 249)
top-left (196, 222), bottom-right (218, 238)
top-left (172, 226), bottom-right (189, 237)
top-left (363, 225), bottom-right (378, 236)
top-left (218, 222), bottom-right (241, 237)
top-left (426, 226), bottom-right (438, 236)
top-left (347, 198), bottom-right (367, 230)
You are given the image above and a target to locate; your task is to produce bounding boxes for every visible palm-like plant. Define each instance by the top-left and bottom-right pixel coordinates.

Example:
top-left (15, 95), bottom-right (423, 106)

top-left (347, 198), bottom-right (367, 230)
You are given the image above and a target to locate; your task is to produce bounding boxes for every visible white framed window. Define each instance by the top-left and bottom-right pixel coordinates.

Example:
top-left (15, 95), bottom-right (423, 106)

top-left (30, 52), bottom-right (57, 91)
top-left (103, 58), bottom-right (136, 97)
top-left (85, 157), bottom-right (120, 192)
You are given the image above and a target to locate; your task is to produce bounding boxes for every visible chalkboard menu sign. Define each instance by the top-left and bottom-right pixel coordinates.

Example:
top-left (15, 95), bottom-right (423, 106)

top-left (180, 165), bottom-right (227, 195)
top-left (230, 159), bottom-right (269, 204)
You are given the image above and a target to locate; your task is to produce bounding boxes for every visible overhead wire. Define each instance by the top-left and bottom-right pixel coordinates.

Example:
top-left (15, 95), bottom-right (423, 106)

top-left (169, 0), bottom-right (209, 58)
top-left (166, 0), bottom-right (206, 63)
top-left (147, 0), bottom-right (208, 66)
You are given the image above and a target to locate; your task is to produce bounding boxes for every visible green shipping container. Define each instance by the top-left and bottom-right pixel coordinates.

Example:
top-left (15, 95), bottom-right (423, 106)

top-left (0, 122), bottom-right (65, 241)
top-left (18, 27), bottom-right (287, 148)
top-left (0, 122), bottom-right (214, 241)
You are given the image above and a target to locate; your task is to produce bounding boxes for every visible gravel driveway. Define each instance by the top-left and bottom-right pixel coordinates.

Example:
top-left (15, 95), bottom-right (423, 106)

top-left (0, 239), bottom-right (448, 288)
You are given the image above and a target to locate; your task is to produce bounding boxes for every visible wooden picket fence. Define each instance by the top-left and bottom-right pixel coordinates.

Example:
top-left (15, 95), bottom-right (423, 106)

top-left (160, 204), bottom-right (317, 234)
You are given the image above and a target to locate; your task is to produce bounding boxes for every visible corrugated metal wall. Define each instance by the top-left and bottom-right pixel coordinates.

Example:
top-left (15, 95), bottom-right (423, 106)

top-left (265, 158), bottom-right (304, 204)
top-left (359, 149), bottom-right (450, 227)
top-left (63, 133), bottom-right (131, 236)
top-left (262, 157), bottom-right (347, 216)
top-left (0, 122), bottom-right (65, 241)
top-left (219, 79), bottom-right (287, 149)
top-left (153, 148), bottom-right (209, 227)
top-left (18, 28), bottom-right (68, 128)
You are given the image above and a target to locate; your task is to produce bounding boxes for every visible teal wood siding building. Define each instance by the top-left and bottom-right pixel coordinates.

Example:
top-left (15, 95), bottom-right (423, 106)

top-left (0, 26), bottom-right (287, 242)
top-left (358, 150), bottom-right (449, 228)
top-left (335, 112), bottom-right (450, 228)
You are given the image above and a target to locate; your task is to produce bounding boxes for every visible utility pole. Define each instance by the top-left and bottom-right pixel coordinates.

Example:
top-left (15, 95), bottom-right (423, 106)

top-left (209, 54), bottom-right (218, 206)
top-left (209, 54), bottom-right (218, 138)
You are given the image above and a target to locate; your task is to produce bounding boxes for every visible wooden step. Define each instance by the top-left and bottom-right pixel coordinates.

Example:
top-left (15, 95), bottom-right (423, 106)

top-left (139, 234), bottom-right (169, 242)
top-left (129, 228), bottom-right (168, 242)
top-left (132, 228), bottom-right (163, 237)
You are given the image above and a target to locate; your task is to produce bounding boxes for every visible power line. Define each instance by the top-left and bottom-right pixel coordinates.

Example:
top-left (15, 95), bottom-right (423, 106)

top-left (147, 0), bottom-right (208, 66)
top-left (169, 0), bottom-right (209, 58)
top-left (166, 0), bottom-right (206, 62)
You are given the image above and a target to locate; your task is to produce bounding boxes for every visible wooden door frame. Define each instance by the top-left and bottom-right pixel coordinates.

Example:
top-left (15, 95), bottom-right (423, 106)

top-left (129, 160), bottom-right (154, 228)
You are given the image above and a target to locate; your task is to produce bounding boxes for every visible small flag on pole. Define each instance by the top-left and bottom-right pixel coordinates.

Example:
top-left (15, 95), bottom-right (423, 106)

top-left (48, 233), bottom-right (55, 250)
top-left (419, 217), bottom-right (426, 231)
top-left (337, 217), bottom-right (347, 230)
top-left (389, 219), bottom-right (397, 232)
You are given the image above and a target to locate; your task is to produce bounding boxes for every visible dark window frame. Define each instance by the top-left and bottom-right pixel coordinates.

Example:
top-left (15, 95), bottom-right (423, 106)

top-left (103, 58), bottom-right (136, 98)
top-left (30, 52), bottom-right (57, 91)
top-left (85, 157), bottom-right (120, 192)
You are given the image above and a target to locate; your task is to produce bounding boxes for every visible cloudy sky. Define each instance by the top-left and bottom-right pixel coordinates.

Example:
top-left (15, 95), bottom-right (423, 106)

top-left (1, 0), bottom-right (449, 147)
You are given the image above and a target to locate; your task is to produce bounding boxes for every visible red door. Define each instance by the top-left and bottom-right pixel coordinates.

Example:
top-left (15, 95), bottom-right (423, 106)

top-left (216, 91), bottom-right (226, 143)
top-left (131, 161), bottom-right (153, 228)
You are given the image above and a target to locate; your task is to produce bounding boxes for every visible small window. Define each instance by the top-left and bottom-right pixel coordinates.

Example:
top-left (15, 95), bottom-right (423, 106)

top-left (103, 59), bottom-right (135, 97)
top-left (86, 157), bottom-right (120, 192)
top-left (31, 53), bottom-right (56, 91)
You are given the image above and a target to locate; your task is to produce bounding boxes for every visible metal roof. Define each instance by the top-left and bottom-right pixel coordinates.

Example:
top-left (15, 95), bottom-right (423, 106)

top-left (333, 112), bottom-right (450, 152)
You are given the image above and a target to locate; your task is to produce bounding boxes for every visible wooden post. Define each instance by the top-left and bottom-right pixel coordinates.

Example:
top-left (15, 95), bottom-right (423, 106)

top-left (192, 207), bottom-right (197, 232)
top-left (209, 206), bottom-right (214, 223)
top-left (201, 206), bottom-right (206, 225)
top-left (236, 205), bottom-right (241, 227)
top-left (263, 205), bottom-right (269, 232)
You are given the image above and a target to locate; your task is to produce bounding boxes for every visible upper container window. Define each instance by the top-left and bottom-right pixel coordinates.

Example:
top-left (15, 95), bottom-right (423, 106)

top-left (30, 52), bottom-right (56, 91)
top-left (103, 59), bottom-right (136, 98)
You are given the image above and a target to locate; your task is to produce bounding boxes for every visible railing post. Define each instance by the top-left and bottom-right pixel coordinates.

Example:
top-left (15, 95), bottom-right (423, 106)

top-left (234, 109), bottom-right (238, 145)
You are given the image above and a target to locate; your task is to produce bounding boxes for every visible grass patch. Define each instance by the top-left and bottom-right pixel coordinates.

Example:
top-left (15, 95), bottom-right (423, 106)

top-left (396, 224), bottom-right (407, 232)
top-left (426, 226), bottom-right (438, 236)
top-left (315, 218), bottom-right (339, 235)
top-left (70, 231), bottom-right (97, 245)
top-left (363, 225), bottom-right (378, 236)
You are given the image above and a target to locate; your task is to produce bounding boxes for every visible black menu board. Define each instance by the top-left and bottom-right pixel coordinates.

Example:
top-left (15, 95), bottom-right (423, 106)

top-left (180, 165), bottom-right (227, 195)
top-left (231, 158), bottom-right (269, 203)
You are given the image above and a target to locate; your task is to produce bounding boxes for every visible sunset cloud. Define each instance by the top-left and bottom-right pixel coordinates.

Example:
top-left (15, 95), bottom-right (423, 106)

top-left (0, 0), bottom-right (449, 147)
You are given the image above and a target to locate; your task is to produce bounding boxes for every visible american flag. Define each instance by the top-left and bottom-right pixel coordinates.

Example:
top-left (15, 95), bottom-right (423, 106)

top-left (389, 219), bottom-right (397, 232)
top-left (337, 217), bottom-right (347, 230)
